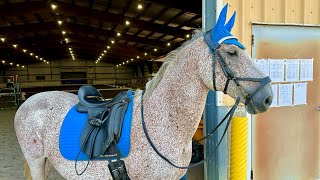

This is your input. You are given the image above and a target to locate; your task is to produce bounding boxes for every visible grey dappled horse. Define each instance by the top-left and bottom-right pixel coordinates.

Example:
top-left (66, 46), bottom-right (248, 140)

top-left (14, 4), bottom-right (273, 180)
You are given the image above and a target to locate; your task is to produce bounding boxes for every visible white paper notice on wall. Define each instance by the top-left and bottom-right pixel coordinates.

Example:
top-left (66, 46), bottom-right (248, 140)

top-left (278, 83), bottom-right (293, 106)
top-left (285, 60), bottom-right (300, 82)
top-left (255, 59), bottom-right (270, 76)
top-left (269, 60), bottom-right (285, 82)
top-left (270, 84), bottom-right (278, 107)
top-left (293, 82), bottom-right (307, 105)
top-left (300, 59), bottom-right (313, 81)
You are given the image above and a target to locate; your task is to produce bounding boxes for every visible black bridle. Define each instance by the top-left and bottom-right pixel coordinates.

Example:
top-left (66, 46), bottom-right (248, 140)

top-left (140, 31), bottom-right (271, 169)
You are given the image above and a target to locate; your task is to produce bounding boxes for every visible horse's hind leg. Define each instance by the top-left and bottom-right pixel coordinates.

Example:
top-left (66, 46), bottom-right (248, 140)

top-left (25, 156), bottom-right (46, 180)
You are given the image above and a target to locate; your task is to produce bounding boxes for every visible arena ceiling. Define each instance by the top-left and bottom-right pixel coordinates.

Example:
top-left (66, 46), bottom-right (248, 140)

top-left (0, 0), bottom-right (201, 66)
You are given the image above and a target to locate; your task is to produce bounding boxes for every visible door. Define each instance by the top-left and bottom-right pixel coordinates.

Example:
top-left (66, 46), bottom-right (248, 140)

top-left (252, 25), bottom-right (320, 180)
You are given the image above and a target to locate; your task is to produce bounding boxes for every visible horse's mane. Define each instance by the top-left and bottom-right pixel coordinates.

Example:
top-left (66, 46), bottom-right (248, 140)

top-left (139, 30), bottom-right (203, 98)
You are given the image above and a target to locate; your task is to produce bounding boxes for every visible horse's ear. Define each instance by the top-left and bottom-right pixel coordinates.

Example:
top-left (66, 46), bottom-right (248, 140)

top-left (225, 11), bottom-right (236, 32)
top-left (216, 3), bottom-right (228, 28)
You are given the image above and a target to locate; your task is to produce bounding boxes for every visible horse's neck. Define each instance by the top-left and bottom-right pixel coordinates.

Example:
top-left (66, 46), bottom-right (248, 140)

top-left (144, 54), bottom-right (209, 143)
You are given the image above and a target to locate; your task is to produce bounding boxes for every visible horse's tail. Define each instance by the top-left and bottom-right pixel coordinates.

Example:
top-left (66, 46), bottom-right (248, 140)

top-left (24, 159), bottom-right (32, 180)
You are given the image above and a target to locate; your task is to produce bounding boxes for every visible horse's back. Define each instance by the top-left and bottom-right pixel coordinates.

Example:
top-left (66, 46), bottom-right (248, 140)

top-left (14, 91), bottom-right (78, 158)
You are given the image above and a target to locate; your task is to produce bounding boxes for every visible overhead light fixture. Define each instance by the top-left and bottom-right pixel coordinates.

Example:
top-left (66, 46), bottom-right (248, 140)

top-left (22, 66), bottom-right (24, 68)
top-left (47, 62), bottom-right (49, 64)
top-left (122, 62), bottom-right (125, 64)
top-left (144, 52), bottom-right (147, 56)
top-left (111, 40), bottom-right (115, 44)
top-left (104, 50), bottom-right (107, 53)
top-left (10, 62), bottom-right (13, 65)
top-left (137, 56), bottom-right (139, 59)
top-left (186, 34), bottom-right (190, 38)
top-left (137, 4), bottom-right (143, 10)
top-left (167, 42), bottom-right (171, 46)
top-left (58, 20), bottom-right (63, 25)
top-left (35, 56), bottom-right (38, 59)
top-left (16, 64), bottom-right (19, 67)
top-left (2, 60), bottom-right (5, 64)
top-left (154, 48), bottom-right (157, 52)
top-left (30, 53), bottom-right (33, 56)
top-left (131, 58), bottom-right (134, 61)
top-left (51, 4), bottom-right (57, 10)
top-left (107, 46), bottom-right (110, 49)
top-left (102, 53), bottom-right (104, 56)
top-left (13, 44), bottom-right (17, 48)
top-left (43, 60), bottom-right (46, 62)
top-left (65, 38), bottom-right (69, 42)
top-left (117, 32), bottom-right (121, 37)
top-left (23, 49), bottom-right (27, 53)
top-left (69, 48), bottom-right (72, 50)
top-left (99, 56), bottom-right (102, 58)
top-left (126, 60), bottom-right (129, 63)
top-left (116, 65), bottom-right (118, 67)
top-left (62, 31), bottom-right (66, 35)
top-left (0, 38), bottom-right (5, 42)
top-left (125, 20), bottom-right (130, 25)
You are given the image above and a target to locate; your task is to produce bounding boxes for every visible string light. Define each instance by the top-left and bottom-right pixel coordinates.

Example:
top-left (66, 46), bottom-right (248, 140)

top-left (125, 21), bottom-right (130, 25)
top-left (0, 38), bottom-right (5, 42)
top-left (186, 34), bottom-right (190, 38)
top-left (2, 61), bottom-right (5, 64)
top-left (13, 44), bottom-right (17, 48)
top-left (144, 52), bottom-right (147, 56)
top-left (131, 58), bottom-right (134, 61)
top-left (117, 32), bottom-right (121, 37)
top-left (137, 4), bottom-right (143, 10)
top-left (111, 40), bottom-right (115, 44)
top-left (51, 4), bottom-right (57, 10)
top-left (104, 50), bottom-right (107, 53)
top-left (154, 48), bottom-right (157, 52)
top-left (62, 31), bottom-right (66, 35)
top-left (167, 42), bottom-right (171, 46)
top-left (10, 63), bottom-right (13, 65)
top-left (30, 53), bottom-right (33, 56)
top-left (23, 49), bottom-right (27, 53)
top-left (107, 46), bottom-right (110, 49)
top-left (22, 66), bottom-right (24, 68)
top-left (58, 20), bottom-right (63, 25)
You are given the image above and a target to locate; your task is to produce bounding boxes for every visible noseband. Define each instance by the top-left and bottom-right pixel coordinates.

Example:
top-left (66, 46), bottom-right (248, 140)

top-left (140, 31), bottom-right (271, 170)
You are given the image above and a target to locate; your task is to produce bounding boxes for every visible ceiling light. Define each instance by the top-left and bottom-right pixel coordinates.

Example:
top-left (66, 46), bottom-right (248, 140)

top-left (137, 4), bottom-right (143, 10)
top-left (62, 31), bottom-right (66, 35)
top-left (69, 48), bottom-right (72, 50)
top-left (126, 60), bottom-right (129, 63)
top-left (43, 60), bottom-right (46, 62)
top-left (116, 65), bottom-right (118, 67)
top-left (30, 53), bottom-right (33, 56)
top-left (51, 4), bottom-right (57, 10)
top-left (186, 34), bottom-right (190, 38)
top-left (167, 43), bottom-right (171, 46)
top-left (119, 64), bottom-right (121, 66)
top-left (13, 44), bottom-right (17, 48)
top-left (65, 38), bottom-right (69, 42)
top-left (137, 56), bottom-right (140, 59)
top-left (131, 58), bottom-right (133, 61)
top-left (16, 64), bottom-right (19, 67)
top-left (47, 62), bottom-right (49, 64)
top-left (2, 61), bottom-right (5, 64)
top-left (58, 20), bottom-right (63, 25)
top-left (117, 32), bottom-right (121, 37)
top-left (102, 54), bottom-right (105, 56)
top-left (107, 46), bottom-right (110, 49)
top-left (0, 38), bottom-right (5, 42)
top-left (154, 48), bottom-right (157, 52)
top-left (125, 21), bottom-right (130, 25)
top-left (99, 56), bottom-right (102, 58)
top-left (122, 62), bottom-right (125, 64)
top-left (22, 66), bottom-right (24, 68)
top-left (104, 50), bottom-right (107, 53)
top-left (10, 63), bottom-right (13, 65)
top-left (23, 49), bottom-right (27, 53)
top-left (35, 56), bottom-right (38, 59)
top-left (111, 40), bottom-right (115, 44)
top-left (144, 52), bottom-right (147, 56)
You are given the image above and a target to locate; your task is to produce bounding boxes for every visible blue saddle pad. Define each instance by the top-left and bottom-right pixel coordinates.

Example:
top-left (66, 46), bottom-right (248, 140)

top-left (59, 90), bottom-right (134, 161)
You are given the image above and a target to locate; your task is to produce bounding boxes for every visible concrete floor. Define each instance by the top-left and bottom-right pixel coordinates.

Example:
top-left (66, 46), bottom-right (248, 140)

top-left (0, 109), bottom-right (203, 180)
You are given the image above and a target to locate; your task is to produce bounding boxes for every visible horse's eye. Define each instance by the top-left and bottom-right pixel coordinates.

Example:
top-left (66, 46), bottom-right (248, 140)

top-left (227, 50), bottom-right (237, 56)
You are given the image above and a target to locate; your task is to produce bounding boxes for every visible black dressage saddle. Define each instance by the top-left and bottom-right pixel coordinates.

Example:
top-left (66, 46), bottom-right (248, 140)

top-left (76, 85), bottom-right (131, 157)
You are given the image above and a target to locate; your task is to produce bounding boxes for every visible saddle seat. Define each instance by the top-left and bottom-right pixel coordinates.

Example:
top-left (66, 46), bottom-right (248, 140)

top-left (77, 85), bottom-right (131, 157)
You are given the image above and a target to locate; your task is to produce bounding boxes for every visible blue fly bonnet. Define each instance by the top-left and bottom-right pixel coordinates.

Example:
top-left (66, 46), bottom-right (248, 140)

top-left (204, 3), bottom-right (245, 50)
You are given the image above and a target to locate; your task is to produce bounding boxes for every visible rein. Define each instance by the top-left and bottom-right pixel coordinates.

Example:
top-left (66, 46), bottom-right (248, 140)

top-left (140, 30), bottom-right (271, 169)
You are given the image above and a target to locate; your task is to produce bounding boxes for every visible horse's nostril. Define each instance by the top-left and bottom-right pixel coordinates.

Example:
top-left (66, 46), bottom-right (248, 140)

top-left (264, 96), bottom-right (272, 106)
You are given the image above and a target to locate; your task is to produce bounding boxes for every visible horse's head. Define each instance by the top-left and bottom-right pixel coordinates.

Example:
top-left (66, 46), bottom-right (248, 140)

top-left (199, 4), bottom-right (273, 114)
